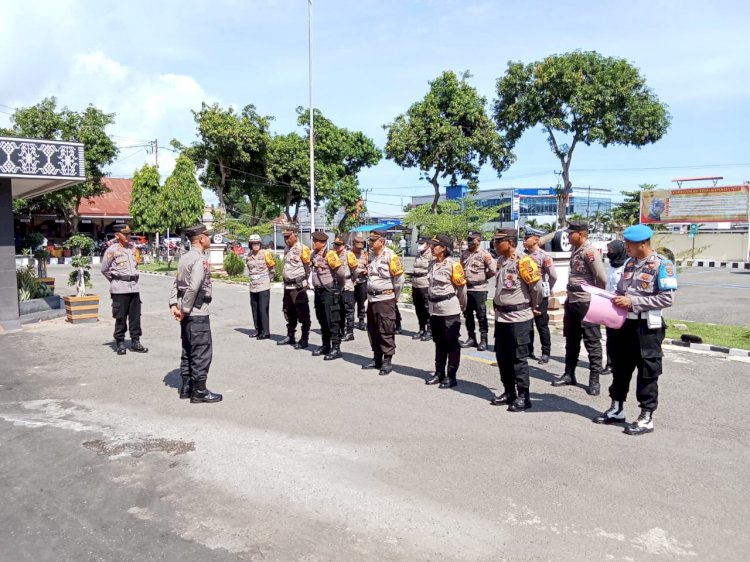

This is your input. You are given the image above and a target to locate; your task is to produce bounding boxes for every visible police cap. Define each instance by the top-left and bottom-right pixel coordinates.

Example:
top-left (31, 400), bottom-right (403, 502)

top-left (493, 228), bottom-right (517, 242)
top-left (418, 235), bottom-right (431, 243)
top-left (565, 220), bottom-right (589, 233)
top-left (183, 224), bottom-right (207, 239)
top-left (430, 234), bottom-right (452, 247)
top-left (249, 234), bottom-right (261, 243)
top-left (623, 224), bottom-right (654, 243)
top-left (311, 231), bottom-right (329, 242)
top-left (369, 230), bottom-right (386, 242)
top-left (467, 230), bottom-right (482, 240)
top-left (113, 224), bottom-right (132, 234)
top-left (333, 234), bottom-right (345, 245)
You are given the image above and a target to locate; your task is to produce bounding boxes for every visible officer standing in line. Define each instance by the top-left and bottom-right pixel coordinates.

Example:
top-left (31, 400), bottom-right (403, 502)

top-left (246, 233), bottom-right (276, 340)
top-left (593, 225), bottom-right (677, 435)
top-left (310, 231), bottom-right (346, 360)
top-left (460, 231), bottom-right (496, 352)
top-left (278, 228), bottom-right (312, 349)
top-left (362, 230), bottom-right (404, 376)
top-left (334, 234), bottom-right (358, 342)
top-left (101, 224), bottom-right (148, 356)
top-left (411, 235), bottom-right (434, 341)
top-left (424, 234), bottom-right (467, 388)
top-left (522, 228), bottom-right (558, 364)
top-left (168, 224), bottom-right (222, 403)
top-left (551, 221), bottom-right (607, 395)
top-left (489, 229), bottom-right (543, 412)
top-left (351, 234), bottom-right (369, 330)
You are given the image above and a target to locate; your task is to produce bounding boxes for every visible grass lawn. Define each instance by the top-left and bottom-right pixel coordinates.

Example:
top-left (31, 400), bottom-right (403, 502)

top-left (666, 319), bottom-right (750, 350)
top-left (138, 262), bottom-right (176, 274)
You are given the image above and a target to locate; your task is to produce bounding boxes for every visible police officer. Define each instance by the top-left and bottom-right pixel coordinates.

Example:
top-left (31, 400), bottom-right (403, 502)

top-left (460, 231), bottom-right (496, 351)
top-left (362, 230), bottom-right (404, 376)
top-left (168, 224), bottom-right (222, 403)
top-left (490, 229), bottom-right (543, 411)
top-left (310, 231), bottom-right (346, 360)
top-left (351, 234), bottom-right (369, 330)
top-left (551, 221), bottom-right (607, 395)
top-left (411, 235), bottom-right (434, 341)
top-left (278, 228), bottom-right (312, 349)
top-left (425, 234), bottom-right (467, 388)
top-left (523, 228), bottom-right (558, 364)
top-left (101, 224), bottom-right (148, 356)
top-left (246, 233), bottom-right (276, 340)
top-left (334, 234), bottom-right (358, 341)
top-left (593, 225), bottom-right (677, 436)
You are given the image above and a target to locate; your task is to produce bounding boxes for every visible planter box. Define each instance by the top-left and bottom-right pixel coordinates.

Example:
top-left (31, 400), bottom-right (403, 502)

top-left (20, 295), bottom-right (62, 315)
top-left (37, 277), bottom-right (56, 291)
top-left (63, 295), bottom-right (100, 324)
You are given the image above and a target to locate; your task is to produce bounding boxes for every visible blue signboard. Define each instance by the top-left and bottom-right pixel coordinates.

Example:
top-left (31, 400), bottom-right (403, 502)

top-left (515, 187), bottom-right (573, 197)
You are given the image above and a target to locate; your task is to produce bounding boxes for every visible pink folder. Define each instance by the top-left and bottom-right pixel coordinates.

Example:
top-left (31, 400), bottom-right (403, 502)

top-left (580, 284), bottom-right (627, 329)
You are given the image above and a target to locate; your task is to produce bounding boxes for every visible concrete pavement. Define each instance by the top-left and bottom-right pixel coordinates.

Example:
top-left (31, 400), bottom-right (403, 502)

top-left (1, 267), bottom-right (748, 560)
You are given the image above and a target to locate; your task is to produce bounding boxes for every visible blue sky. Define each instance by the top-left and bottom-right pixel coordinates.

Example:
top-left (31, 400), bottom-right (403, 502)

top-left (1, 0), bottom-right (748, 217)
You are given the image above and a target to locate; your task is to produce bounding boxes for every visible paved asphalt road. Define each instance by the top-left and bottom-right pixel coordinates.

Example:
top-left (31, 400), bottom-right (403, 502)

top-left (1, 267), bottom-right (748, 561)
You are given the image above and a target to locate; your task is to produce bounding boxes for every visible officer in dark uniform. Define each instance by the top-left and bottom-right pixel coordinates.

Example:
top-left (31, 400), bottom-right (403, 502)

top-left (334, 234), bottom-right (358, 341)
top-left (101, 224), bottom-right (148, 355)
top-left (552, 221), bottom-right (607, 395)
top-left (168, 224), bottom-right (222, 403)
top-left (310, 231), bottom-right (346, 360)
top-left (594, 225), bottom-right (677, 435)
top-left (278, 228), bottom-right (312, 349)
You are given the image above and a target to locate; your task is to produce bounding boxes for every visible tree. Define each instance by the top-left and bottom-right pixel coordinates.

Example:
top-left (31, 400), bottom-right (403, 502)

top-left (159, 154), bottom-right (204, 233)
top-left (265, 131), bottom-right (309, 222)
top-left (129, 164), bottom-right (162, 233)
top-left (612, 183), bottom-right (656, 228)
top-left (384, 70), bottom-right (512, 213)
top-left (493, 51), bottom-right (671, 227)
top-left (1, 97), bottom-right (118, 233)
top-left (403, 198), bottom-right (499, 247)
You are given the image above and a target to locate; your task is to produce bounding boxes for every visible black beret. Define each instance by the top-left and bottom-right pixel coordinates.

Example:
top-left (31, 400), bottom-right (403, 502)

top-left (493, 228), bottom-right (516, 241)
top-left (467, 231), bottom-right (482, 239)
top-left (183, 224), bottom-right (207, 239)
top-left (565, 220), bottom-right (589, 233)
top-left (369, 230), bottom-right (386, 240)
top-left (311, 231), bottom-right (329, 242)
top-left (418, 236), bottom-right (431, 243)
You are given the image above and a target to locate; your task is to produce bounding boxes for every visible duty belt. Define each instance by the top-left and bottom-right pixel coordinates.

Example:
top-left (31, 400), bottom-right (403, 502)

top-left (494, 303), bottom-right (530, 313)
top-left (567, 283), bottom-right (584, 292)
top-left (428, 293), bottom-right (455, 303)
top-left (368, 288), bottom-right (393, 296)
top-left (112, 273), bottom-right (139, 282)
top-left (177, 289), bottom-right (212, 304)
top-left (411, 272), bottom-right (427, 278)
top-left (314, 283), bottom-right (335, 292)
top-left (466, 280), bottom-right (484, 288)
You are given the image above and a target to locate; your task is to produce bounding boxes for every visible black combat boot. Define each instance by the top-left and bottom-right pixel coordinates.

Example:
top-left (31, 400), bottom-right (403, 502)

top-left (624, 409), bottom-right (654, 436)
top-left (342, 330), bottom-right (354, 342)
top-left (324, 344), bottom-right (343, 361)
top-left (425, 371), bottom-right (445, 385)
top-left (477, 332), bottom-right (488, 352)
top-left (587, 373), bottom-right (601, 396)
top-left (179, 378), bottom-right (192, 399)
top-left (116, 341), bottom-right (127, 355)
top-left (190, 382), bottom-right (223, 404)
top-left (439, 366), bottom-right (458, 388)
top-left (312, 341), bottom-right (331, 356)
top-left (508, 390), bottom-right (532, 412)
top-left (538, 354), bottom-right (550, 364)
top-left (379, 355), bottom-right (393, 376)
top-left (277, 333), bottom-right (296, 346)
top-left (357, 319), bottom-right (365, 331)
top-left (420, 325), bottom-right (432, 341)
top-left (460, 333), bottom-right (477, 348)
top-left (130, 339), bottom-right (148, 353)
top-left (394, 324), bottom-right (402, 335)
top-left (413, 329), bottom-right (425, 340)
top-left (551, 373), bottom-right (577, 387)
top-left (362, 356), bottom-right (382, 370)
top-left (294, 329), bottom-right (309, 349)
top-left (490, 387), bottom-right (516, 406)
top-left (593, 400), bottom-right (626, 424)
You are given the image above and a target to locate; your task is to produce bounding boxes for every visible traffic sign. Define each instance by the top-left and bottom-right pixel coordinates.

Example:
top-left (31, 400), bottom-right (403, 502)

top-left (688, 223), bottom-right (697, 238)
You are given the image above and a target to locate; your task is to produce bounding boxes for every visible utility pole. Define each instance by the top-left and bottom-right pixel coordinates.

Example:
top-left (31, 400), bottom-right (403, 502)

top-left (149, 139), bottom-right (159, 168)
top-left (308, 0), bottom-right (315, 238)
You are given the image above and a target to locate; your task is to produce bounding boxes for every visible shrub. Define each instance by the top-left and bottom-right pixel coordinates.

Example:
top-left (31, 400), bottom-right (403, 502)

top-left (223, 251), bottom-right (245, 276)
top-left (16, 266), bottom-right (52, 301)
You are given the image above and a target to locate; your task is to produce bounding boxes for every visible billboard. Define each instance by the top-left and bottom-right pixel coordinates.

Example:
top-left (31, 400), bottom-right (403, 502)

top-left (640, 185), bottom-right (750, 224)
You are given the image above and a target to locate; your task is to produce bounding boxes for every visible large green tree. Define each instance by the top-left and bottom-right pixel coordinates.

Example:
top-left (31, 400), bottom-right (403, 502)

top-left (384, 71), bottom-right (512, 214)
top-left (2, 97), bottom-right (118, 233)
top-left (128, 164), bottom-right (162, 233)
top-left (493, 51), bottom-right (671, 227)
top-left (159, 154), bottom-right (205, 233)
top-left (265, 131), bottom-right (309, 223)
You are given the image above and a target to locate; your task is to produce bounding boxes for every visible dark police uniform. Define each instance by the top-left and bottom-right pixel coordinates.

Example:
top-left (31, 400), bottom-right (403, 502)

top-left (352, 234), bottom-right (369, 330)
top-left (459, 231), bottom-right (497, 351)
top-left (594, 224), bottom-right (677, 436)
top-left (524, 232), bottom-right (558, 363)
top-left (411, 236), bottom-right (434, 341)
top-left (335, 236), bottom-right (359, 341)
top-left (310, 231), bottom-right (347, 360)
top-left (246, 236), bottom-right (275, 339)
top-left (424, 234), bottom-right (467, 388)
top-left (552, 221), bottom-right (607, 395)
top-left (362, 230), bottom-right (404, 376)
top-left (168, 224), bottom-right (222, 403)
top-left (101, 224), bottom-right (148, 355)
top-left (490, 229), bottom-right (543, 412)
top-left (279, 228), bottom-right (312, 349)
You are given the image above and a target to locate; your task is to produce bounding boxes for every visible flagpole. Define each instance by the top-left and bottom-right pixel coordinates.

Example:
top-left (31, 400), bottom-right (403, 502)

top-left (308, 0), bottom-right (315, 238)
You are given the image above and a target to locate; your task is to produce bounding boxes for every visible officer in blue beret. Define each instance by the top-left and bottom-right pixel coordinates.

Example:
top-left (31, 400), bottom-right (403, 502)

top-left (593, 224), bottom-right (677, 435)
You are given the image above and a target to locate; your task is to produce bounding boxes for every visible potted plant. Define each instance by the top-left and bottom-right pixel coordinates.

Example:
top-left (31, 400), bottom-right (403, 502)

top-left (34, 248), bottom-right (54, 291)
top-left (63, 234), bottom-right (99, 323)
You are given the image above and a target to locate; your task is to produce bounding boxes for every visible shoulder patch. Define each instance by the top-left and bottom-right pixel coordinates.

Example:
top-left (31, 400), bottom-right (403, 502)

top-left (657, 258), bottom-right (678, 291)
top-left (518, 255), bottom-right (541, 284)
top-left (389, 253), bottom-right (404, 276)
top-left (326, 250), bottom-right (342, 269)
top-left (585, 249), bottom-right (596, 262)
top-left (451, 262), bottom-right (467, 286)
top-left (347, 251), bottom-right (358, 269)
top-left (264, 251), bottom-right (276, 268)
top-left (543, 257), bottom-right (553, 268)
top-left (300, 245), bottom-right (312, 264)
top-left (106, 252), bottom-right (113, 259)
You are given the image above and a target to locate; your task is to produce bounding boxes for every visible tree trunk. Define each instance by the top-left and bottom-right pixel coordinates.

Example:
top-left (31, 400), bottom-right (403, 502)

top-left (284, 190), bottom-right (293, 223)
top-left (557, 160), bottom-right (572, 229)
top-left (430, 170), bottom-right (440, 214)
top-left (217, 160), bottom-right (227, 216)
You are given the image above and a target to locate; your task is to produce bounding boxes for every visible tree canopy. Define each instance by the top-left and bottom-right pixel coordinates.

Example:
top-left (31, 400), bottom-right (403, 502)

top-left (493, 51), bottom-right (671, 227)
top-left (1, 97), bottom-right (118, 232)
top-left (403, 198), bottom-right (499, 246)
top-left (384, 71), bottom-right (512, 214)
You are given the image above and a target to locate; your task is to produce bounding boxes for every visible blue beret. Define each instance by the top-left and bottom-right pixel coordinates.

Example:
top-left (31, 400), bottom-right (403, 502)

top-left (623, 224), bottom-right (653, 242)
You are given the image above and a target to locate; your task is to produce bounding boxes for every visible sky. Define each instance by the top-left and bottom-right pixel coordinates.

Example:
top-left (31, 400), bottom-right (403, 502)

top-left (1, 0), bottom-right (749, 218)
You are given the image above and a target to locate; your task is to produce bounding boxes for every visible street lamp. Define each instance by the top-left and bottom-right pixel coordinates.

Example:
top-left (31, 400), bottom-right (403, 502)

top-left (308, 0), bottom-right (315, 238)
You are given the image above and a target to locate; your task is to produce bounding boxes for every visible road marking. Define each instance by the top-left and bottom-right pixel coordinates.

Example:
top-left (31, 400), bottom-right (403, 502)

top-left (679, 282), bottom-right (749, 289)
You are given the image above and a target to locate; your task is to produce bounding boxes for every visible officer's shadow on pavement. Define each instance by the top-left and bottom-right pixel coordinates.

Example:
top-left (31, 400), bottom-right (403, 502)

top-left (387, 361), bottom-right (496, 402)
top-left (101, 341), bottom-right (119, 352)
top-left (163, 369), bottom-right (181, 392)
top-left (526, 392), bottom-right (601, 420)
